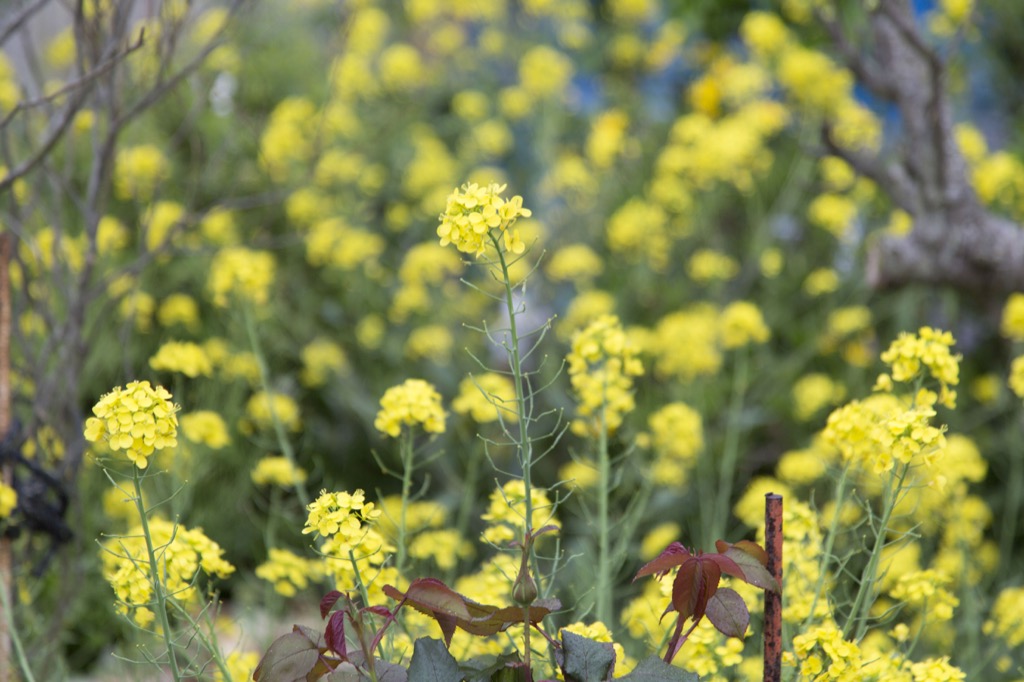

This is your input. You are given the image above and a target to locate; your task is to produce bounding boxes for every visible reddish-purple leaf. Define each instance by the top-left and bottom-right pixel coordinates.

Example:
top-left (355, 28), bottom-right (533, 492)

top-left (715, 543), bottom-right (780, 592)
top-left (324, 610), bottom-right (348, 658)
top-left (716, 539), bottom-right (769, 566)
top-left (705, 588), bottom-right (749, 638)
top-left (363, 605), bottom-right (393, 618)
top-left (320, 590), bottom-right (344, 619)
top-left (634, 542), bottom-right (693, 580)
top-left (671, 557), bottom-right (721, 623)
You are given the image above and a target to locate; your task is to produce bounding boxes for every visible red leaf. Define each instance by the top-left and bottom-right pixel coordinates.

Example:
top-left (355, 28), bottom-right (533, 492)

top-left (705, 588), bottom-right (750, 638)
top-left (363, 605), bottom-right (393, 618)
top-left (324, 610), bottom-right (347, 658)
top-left (714, 542), bottom-right (780, 592)
top-left (320, 590), bottom-right (344, 619)
top-left (633, 542), bottom-right (693, 580)
top-left (671, 557), bottom-right (721, 623)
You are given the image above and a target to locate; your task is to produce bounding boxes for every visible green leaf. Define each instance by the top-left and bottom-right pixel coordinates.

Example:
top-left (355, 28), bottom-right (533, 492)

top-left (715, 543), bottom-right (780, 592)
top-left (560, 630), bottom-right (616, 682)
top-left (617, 655), bottom-right (700, 682)
top-left (704, 588), bottom-right (749, 638)
top-left (460, 653), bottom-right (522, 682)
top-left (408, 638), bottom-right (464, 682)
top-left (253, 625), bottom-right (324, 681)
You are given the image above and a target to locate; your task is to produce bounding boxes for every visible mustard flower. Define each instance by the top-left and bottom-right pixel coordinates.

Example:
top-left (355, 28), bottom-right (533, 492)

top-left (244, 391), bottom-right (301, 432)
top-left (983, 586), bottom-right (1024, 647)
top-left (300, 338), bottom-right (349, 388)
top-left (404, 325), bottom-right (454, 363)
top-left (156, 293), bottom-right (200, 330)
top-left (452, 373), bottom-right (518, 424)
top-left (888, 569), bottom-right (959, 622)
top-left (807, 192), bottom-right (858, 238)
top-left (557, 458), bottom-right (599, 490)
top-left (640, 522), bottom-right (680, 561)
top-left (96, 215), bottom-right (130, 254)
top-left (909, 657), bottom-right (966, 682)
top-left (84, 381), bottom-right (179, 469)
top-left (304, 489), bottom-right (393, 593)
top-left (481, 480), bottom-right (560, 545)
top-left (687, 249), bottom-right (739, 283)
top-left (303, 489), bottom-right (381, 542)
top-left (567, 314), bottom-right (644, 436)
top-left (255, 548), bottom-right (325, 597)
top-left (789, 622), bottom-right (861, 681)
top-left (557, 290), bottom-right (616, 340)
top-left (804, 267), bottom-right (840, 296)
top-left (148, 341), bottom-right (213, 378)
top-left (215, 652), bottom-right (260, 682)
top-left (373, 378), bottom-right (446, 437)
top-left (251, 455), bottom-right (307, 487)
top-left (647, 402), bottom-right (703, 486)
top-left (518, 45), bottom-right (573, 98)
top-left (1000, 292), bottom-right (1024, 341)
top-left (545, 243), bottom-right (604, 285)
top-left (792, 373), bottom-right (846, 421)
top-left (760, 247), bottom-right (784, 278)
top-left (143, 200), bottom-right (186, 252)
top-left (208, 247), bottom-right (276, 308)
top-left (1009, 356), bottom-right (1024, 399)
top-left (101, 518), bottom-right (234, 627)
top-left (408, 529), bottom-right (474, 571)
top-left (775, 447), bottom-right (830, 485)
top-left (880, 327), bottom-right (960, 407)
top-left (180, 411), bottom-right (230, 449)
top-left (199, 207), bottom-right (239, 245)
top-left (606, 198), bottom-right (671, 272)
top-left (437, 182), bottom-right (532, 257)
top-left (375, 496), bottom-right (447, 541)
top-left (114, 144), bottom-right (170, 200)
top-left (740, 11), bottom-right (791, 58)
top-left (0, 482), bottom-right (16, 519)
top-left (650, 305), bottom-right (722, 382)
top-left (719, 300), bottom-right (771, 349)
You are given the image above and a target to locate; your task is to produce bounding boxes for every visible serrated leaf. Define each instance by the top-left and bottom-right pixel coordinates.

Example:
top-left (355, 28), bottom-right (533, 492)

top-left (617, 655), bottom-right (700, 682)
top-left (460, 653), bottom-right (522, 682)
top-left (560, 630), bottom-right (616, 682)
top-left (633, 543), bottom-right (692, 580)
top-left (671, 557), bottom-right (720, 623)
top-left (408, 638), bottom-right (463, 682)
top-left (325, 610), bottom-right (347, 658)
top-left (253, 625), bottom-right (323, 681)
top-left (705, 588), bottom-right (749, 638)
top-left (717, 544), bottom-right (779, 592)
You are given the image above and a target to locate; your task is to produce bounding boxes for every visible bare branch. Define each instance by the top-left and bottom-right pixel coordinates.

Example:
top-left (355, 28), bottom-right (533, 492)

top-left (0, 0), bottom-right (49, 48)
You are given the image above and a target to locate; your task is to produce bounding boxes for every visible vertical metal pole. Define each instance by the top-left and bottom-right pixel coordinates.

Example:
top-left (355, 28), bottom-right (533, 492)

top-left (764, 493), bottom-right (783, 682)
top-left (0, 232), bottom-right (12, 682)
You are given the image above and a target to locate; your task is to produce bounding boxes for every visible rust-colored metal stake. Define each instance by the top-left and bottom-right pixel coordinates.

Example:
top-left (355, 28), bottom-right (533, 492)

top-left (764, 493), bottom-right (783, 682)
top-left (0, 232), bottom-right (12, 682)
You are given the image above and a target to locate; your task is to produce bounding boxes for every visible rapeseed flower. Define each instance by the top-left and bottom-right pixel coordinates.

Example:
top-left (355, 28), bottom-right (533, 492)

top-left (647, 402), bottom-right (703, 486)
top-left (481, 480), bottom-right (559, 545)
top-left (244, 391), bottom-right (301, 433)
top-left (208, 247), bottom-right (275, 308)
top-left (437, 182), bottom-right (532, 257)
top-left (299, 338), bottom-right (349, 388)
top-left (180, 411), bottom-right (230, 449)
top-left (0, 483), bottom-right (15, 519)
top-left (567, 314), bottom-right (644, 436)
top-left (546, 243), bottom-right (604, 285)
top-left (879, 327), bottom-right (960, 408)
top-left (1000, 292), bottom-right (1024, 341)
top-left (251, 455), bottom-right (307, 487)
top-left (452, 373), bottom-right (518, 424)
top-left (1009, 355), bottom-right (1024, 398)
top-left (373, 378), bottom-right (446, 437)
top-left (156, 293), bottom-right (200, 330)
top-left (719, 300), bottom-right (771, 349)
top-left (255, 548), bottom-right (324, 597)
top-left (148, 341), bottom-right (213, 378)
top-left (84, 381), bottom-right (179, 469)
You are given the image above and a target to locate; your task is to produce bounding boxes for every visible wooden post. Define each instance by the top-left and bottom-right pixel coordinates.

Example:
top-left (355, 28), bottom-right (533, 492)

top-left (0, 232), bottom-right (13, 682)
top-left (764, 493), bottom-right (783, 682)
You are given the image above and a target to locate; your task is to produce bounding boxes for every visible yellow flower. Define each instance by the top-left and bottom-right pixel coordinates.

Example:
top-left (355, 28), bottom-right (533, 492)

top-left (567, 315), bottom-right (644, 436)
top-left (648, 402), bottom-right (703, 486)
top-left (437, 182), bottom-right (532, 257)
top-left (180, 411), bottom-right (230, 449)
top-left (880, 327), bottom-right (960, 407)
top-left (518, 45), bottom-right (573, 98)
top-left (114, 144), bottom-right (170, 200)
top-left (481, 480), bottom-right (560, 545)
top-left (157, 294), bottom-right (200, 330)
top-left (452, 373), bottom-right (519, 424)
top-left (687, 249), bottom-right (739, 284)
top-left (807, 192), bottom-right (858, 238)
top-left (244, 391), bottom-right (301, 432)
top-left (803, 267), bottom-right (840, 296)
top-left (148, 341), bottom-right (213, 378)
top-left (208, 247), bottom-right (276, 308)
top-left (792, 373), bottom-right (845, 421)
top-left (373, 379), bottom-right (446, 437)
top-left (546, 243), bottom-right (604, 285)
top-left (0, 483), bottom-right (16, 519)
top-left (719, 300), bottom-right (770, 349)
top-left (300, 338), bottom-right (349, 388)
top-left (214, 652), bottom-right (261, 682)
top-left (83, 381), bottom-right (179, 469)
top-left (251, 455), bottom-right (307, 487)
top-left (255, 548), bottom-right (324, 597)
top-left (1000, 292), bottom-right (1024, 341)
top-left (1009, 355), bottom-right (1024, 399)
top-left (408, 529), bottom-right (474, 571)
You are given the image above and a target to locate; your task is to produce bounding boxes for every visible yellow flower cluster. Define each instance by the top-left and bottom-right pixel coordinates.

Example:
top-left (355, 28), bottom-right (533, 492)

top-left (101, 518), bottom-right (234, 627)
top-left (437, 182), bottom-right (532, 257)
top-left (114, 144), bottom-right (170, 200)
top-left (546, 243), bottom-right (604, 286)
top-left (1000, 292), bottom-right (1024, 341)
top-left (84, 381), bottom-right (179, 469)
top-left (452, 373), bottom-right (519, 424)
top-left (605, 199), bottom-right (671, 272)
top-left (0, 482), bottom-right (16, 519)
top-left (208, 247), bottom-right (276, 308)
top-left (481, 480), bottom-right (560, 545)
top-left (303, 489), bottom-right (393, 594)
top-left (650, 305), bottom-right (722, 381)
top-left (148, 341), bottom-right (213, 378)
top-left (567, 314), bottom-right (644, 436)
top-left (408, 529), bottom-right (474, 571)
top-left (299, 338), bottom-right (349, 388)
top-left (647, 402), bottom-right (703, 486)
top-left (157, 293), bottom-right (200, 330)
top-left (792, 373), bottom-right (846, 421)
top-left (1009, 356), bottom-right (1024, 399)
top-left (788, 622), bottom-right (861, 681)
top-left (879, 327), bottom-right (960, 408)
top-left (244, 391), bottom-right (301, 433)
top-left (391, 241), bottom-right (464, 321)
top-left (251, 455), bottom-right (308, 487)
top-left (888, 569), bottom-right (959, 622)
top-left (687, 248), bottom-right (740, 284)
top-left (719, 300), bottom-right (771, 349)
top-left (255, 547), bottom-right (325, 597)
top-left (823, 394), bottom-right (946, 475)
top-left (983, 586), bottom-right (1024, 647)
top-left (180, 410), bottom-right (230, 449)
top-left (373, 378), bottom-right (447, 437)
top-left (214, 652), bottom-right (260, 682)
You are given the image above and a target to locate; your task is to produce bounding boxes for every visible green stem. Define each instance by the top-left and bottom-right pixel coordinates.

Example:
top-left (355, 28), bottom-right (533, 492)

top-left (999, 419), bottom-right (1024, 577)
top-left (0, 555), bottom-right (36, 682)
top-left (243, 305), bottom-right (309, 507)
top-left (492, 237), bottom-right (533, 540)
top-left (596, 402), bottom-right (611, 628)
top-left (845, 463), bottom-right (910, 641)
top-left (711, 345), bottom-right (750, 543)
top-left (396, 431), bottom-right (414, 579)
top-left (133, 467), bottom-right (182, 682)
top-left (803, 462), bottom-right (851, 631)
